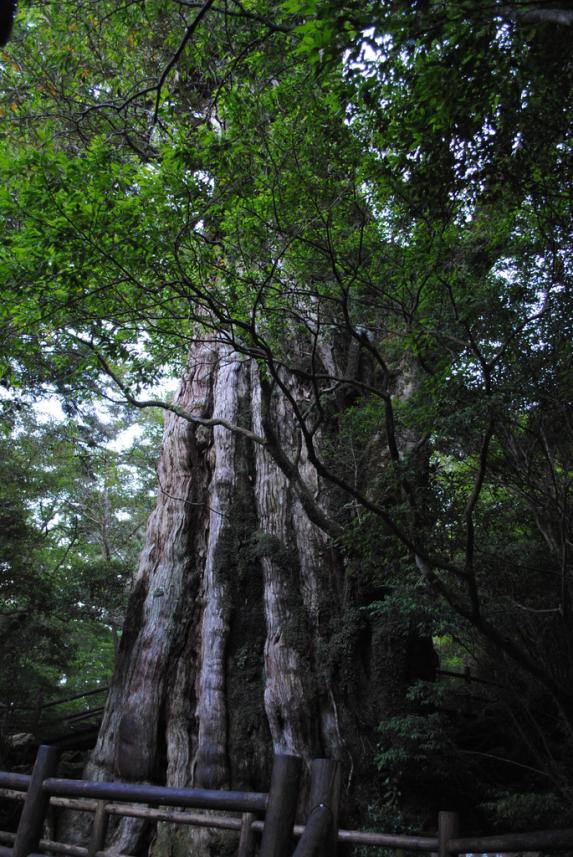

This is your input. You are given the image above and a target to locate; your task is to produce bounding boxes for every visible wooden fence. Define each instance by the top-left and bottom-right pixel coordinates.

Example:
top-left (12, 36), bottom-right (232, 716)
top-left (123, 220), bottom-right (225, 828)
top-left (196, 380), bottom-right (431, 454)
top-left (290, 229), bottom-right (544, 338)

top-left (1, 745), bottom-right (573, 856)
top-left (1, 688), bottom-right (109, 747)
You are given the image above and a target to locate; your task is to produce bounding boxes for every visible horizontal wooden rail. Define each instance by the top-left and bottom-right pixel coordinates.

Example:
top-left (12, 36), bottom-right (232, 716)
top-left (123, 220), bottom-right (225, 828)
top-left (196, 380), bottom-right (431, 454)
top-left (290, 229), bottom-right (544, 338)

top-left (449, 828), bottom-right (573, 853)
top-left (0, 774), bottom-right (30, 792)
top-left (0, 830), bottom-right (129, 857)
top-left (42, 777), bottom-right (268, 814)
top-left (0, 810), bottom-right (440, 851)
top-left (60, 708), bottom-right (105, 724)
top-left (28, 841), bottom-right (125, 857)
top-left (435, 669), bottom-right (501, 688)
top-left (35, 688), bottom-right (109, 712)
top-left (105, 805), bottom-right (245, 830)
top-left (28, 852), bottom-right (124, 857)
top-left (2, 687), bottom-right (109, 714)
top-left (1, 831), bottom-right (86, 856)
top-left (0, 790), bottom-right (25, 802)
top-left (337, 830), bottom-right (439, 850)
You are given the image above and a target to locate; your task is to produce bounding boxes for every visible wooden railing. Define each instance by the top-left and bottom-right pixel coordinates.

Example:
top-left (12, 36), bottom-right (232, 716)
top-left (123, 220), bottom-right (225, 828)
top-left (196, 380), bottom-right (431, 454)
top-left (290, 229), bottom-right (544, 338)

top-left (1, 745), bottom-right (573, 856)
top-left (1, 688), bottom-right (109, 745)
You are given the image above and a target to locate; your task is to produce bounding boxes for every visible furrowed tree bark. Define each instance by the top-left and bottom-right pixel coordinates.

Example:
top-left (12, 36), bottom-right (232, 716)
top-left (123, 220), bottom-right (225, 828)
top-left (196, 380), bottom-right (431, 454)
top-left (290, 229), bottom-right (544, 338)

top-left (63, 338), bottom-right (424, 855)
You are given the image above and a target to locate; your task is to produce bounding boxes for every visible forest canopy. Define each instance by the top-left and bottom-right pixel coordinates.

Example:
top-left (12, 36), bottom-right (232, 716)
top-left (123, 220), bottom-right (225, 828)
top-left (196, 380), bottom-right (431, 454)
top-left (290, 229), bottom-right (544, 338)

top-left (1, 0), bottom-right (573, 833)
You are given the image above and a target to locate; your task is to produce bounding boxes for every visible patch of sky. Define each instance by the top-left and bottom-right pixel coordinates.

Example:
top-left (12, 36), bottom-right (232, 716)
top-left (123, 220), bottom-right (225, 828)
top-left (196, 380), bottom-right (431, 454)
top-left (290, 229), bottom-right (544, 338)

top-left (194, 170), bottom-right (215, 191)
top-left (2, 368), bottom-right (178, 451)
top-left (106, 421), bottom-right (144, 452)
top-left (89, 84), bottom-right (113, 100)
top-left (447, 350), bottom-right (489, 389)
top-left (345, 27), bottom-right (392, 74)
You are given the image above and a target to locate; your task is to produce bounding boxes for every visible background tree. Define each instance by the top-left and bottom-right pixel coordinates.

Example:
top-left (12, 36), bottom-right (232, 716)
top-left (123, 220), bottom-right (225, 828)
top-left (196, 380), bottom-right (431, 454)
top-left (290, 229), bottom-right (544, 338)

top-left (0, 400), bottom-right (161, 736)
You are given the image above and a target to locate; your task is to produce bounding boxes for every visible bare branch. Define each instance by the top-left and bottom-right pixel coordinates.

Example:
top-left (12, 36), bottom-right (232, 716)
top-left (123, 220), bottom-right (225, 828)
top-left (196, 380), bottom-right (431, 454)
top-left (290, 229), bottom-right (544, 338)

top-left (152, 0), bottom-right (217, 123)
top-left (501, 5), bottom-right (573, 26)
top-left (78, 338), bottom-right (266, 446)
top-left (464, 416), bottom-right (495, 614)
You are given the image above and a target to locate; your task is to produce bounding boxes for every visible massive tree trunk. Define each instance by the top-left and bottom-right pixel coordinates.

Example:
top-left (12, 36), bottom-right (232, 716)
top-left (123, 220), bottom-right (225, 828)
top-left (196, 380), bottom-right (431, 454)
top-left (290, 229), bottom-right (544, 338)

top-left (76, 338), bottom-right (421, 855)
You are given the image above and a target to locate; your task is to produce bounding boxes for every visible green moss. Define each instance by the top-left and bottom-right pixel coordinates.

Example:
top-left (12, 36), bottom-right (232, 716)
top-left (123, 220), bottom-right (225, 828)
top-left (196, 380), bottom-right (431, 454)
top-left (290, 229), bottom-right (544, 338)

top-left (151, 824), bottom-right (238, 857)
top-left (223, 517), bottom-right (270, 789)
top-left (249, 530), bottom-right (295, 569)
top-left (315, 606), bottom-right (365, 690)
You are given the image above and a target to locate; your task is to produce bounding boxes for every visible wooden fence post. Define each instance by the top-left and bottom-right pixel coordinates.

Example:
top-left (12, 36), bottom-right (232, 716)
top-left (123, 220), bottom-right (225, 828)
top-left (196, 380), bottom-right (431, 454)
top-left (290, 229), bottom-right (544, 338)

top-left (259, 754), bottom-right (302, 857)
top-left (308, 758), bottom-right (341, 857)
top-left (12, 745), bottom-right (60, 857)
top-left (292, 758), bottom-right (340, 857)
top-left (237, 812), bottom-right (256, 857)
top-left (87, 801), bottom-right (108, 857)
top-left (438, 811), bottom-right (460, 857)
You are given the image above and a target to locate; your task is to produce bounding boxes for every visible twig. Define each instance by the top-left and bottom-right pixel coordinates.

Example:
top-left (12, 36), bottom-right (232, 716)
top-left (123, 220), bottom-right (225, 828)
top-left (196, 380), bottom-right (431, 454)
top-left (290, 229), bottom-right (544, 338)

top-left (152, 0), bottom-right (217, 123)
top-left (157, 478), bottom-right (228, 518)
top-left (459, 749), bottom-right (553, 779)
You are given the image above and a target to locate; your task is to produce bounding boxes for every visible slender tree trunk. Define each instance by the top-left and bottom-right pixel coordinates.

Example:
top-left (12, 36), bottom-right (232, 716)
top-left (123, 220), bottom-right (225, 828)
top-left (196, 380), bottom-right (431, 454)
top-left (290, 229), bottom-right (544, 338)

top-left (70, 339), bottom-right (424, 855)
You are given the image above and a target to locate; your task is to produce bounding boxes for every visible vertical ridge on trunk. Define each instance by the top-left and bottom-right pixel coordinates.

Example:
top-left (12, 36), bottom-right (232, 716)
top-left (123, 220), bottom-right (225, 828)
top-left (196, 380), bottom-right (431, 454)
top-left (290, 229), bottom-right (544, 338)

top-left (194, 351), bottom-right (250, 789)
top-left (90, 344), bottom-right (217, 789)
top-left (251, 366), bottom-right (342, 762)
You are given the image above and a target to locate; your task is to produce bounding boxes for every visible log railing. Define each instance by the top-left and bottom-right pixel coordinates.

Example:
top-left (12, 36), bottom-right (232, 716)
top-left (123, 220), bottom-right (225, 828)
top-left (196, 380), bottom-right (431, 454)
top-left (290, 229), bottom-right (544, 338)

top-left (2, 745), bottom-right (573, 856)
top-left (1, 688), bottom-right (109, 743)
top-left (2, 688), bottom-right (109, 715)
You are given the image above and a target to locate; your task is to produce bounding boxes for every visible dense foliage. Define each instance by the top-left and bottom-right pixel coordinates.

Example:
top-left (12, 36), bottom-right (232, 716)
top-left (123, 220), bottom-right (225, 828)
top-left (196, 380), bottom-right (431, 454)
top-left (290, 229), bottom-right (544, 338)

top-left (1, 0), bottom-right (573, 829)
top-left (0, 401), bottom-right (161, 733)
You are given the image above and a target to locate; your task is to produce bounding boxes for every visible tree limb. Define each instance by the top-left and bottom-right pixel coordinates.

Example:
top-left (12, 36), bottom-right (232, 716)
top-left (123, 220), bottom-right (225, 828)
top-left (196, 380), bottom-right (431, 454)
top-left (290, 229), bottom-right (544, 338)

top-left (79, 338), bottom-right (266, 446)
top-left (501, 6), bottom-right (573, 26)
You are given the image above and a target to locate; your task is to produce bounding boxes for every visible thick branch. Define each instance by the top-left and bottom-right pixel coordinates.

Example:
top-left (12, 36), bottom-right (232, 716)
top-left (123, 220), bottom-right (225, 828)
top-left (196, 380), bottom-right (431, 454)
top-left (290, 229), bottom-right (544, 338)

top-left (501, 6), bottom-right (573, 26)
top-left (84, 341), bottom-right (265, 445)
